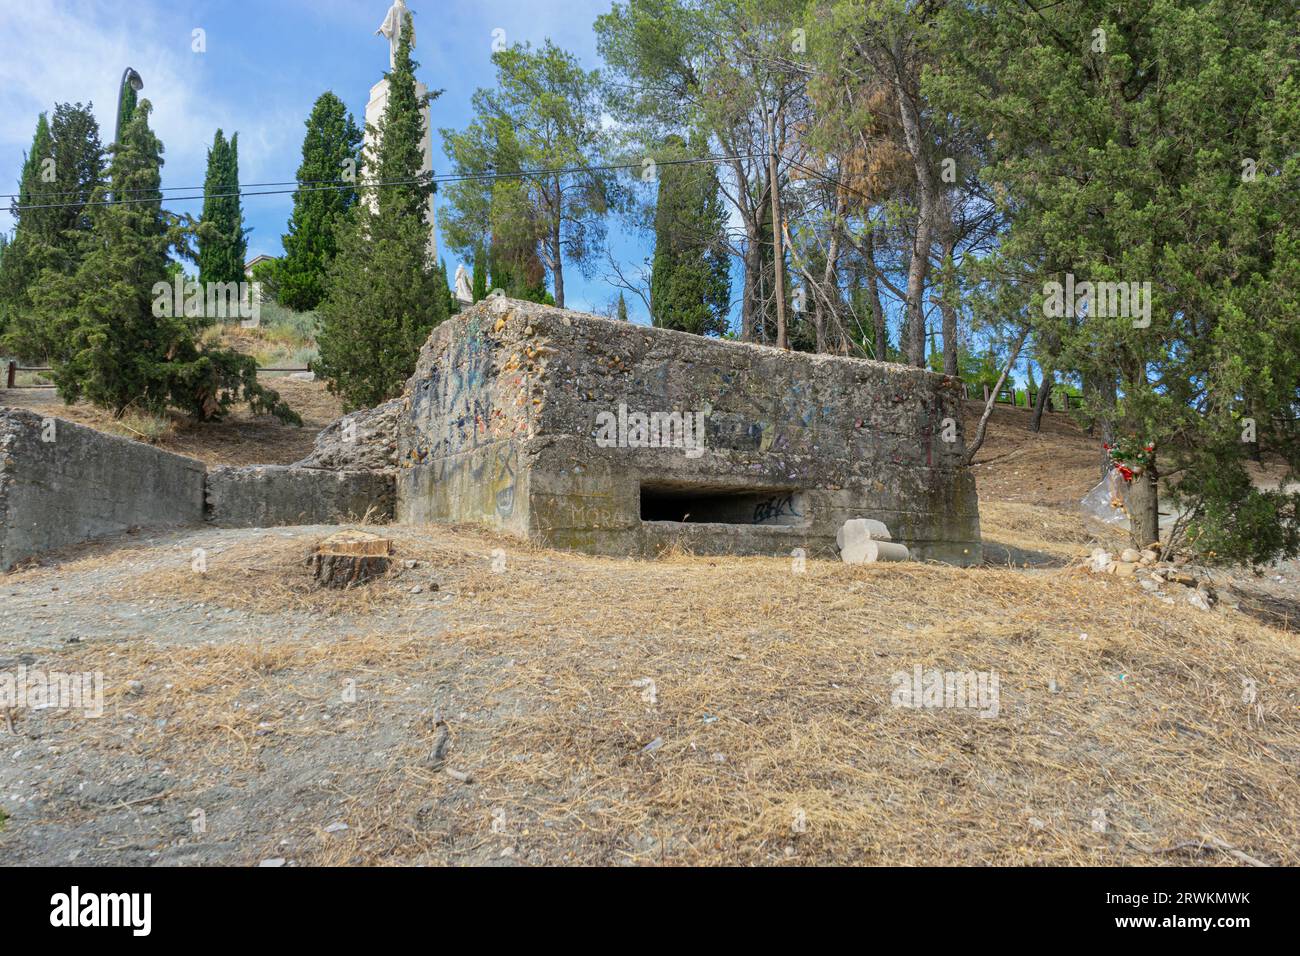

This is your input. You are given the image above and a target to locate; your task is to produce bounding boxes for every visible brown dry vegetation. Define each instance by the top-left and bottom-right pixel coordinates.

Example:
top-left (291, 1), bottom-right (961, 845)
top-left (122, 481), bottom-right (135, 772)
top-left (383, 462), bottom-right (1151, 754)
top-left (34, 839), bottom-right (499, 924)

top-left (3, 387), bottom-right (1297, 867)
top-left (14, 516), bottom-right (1293, 866)
top-left (0, 377), bottom-right (341, 466)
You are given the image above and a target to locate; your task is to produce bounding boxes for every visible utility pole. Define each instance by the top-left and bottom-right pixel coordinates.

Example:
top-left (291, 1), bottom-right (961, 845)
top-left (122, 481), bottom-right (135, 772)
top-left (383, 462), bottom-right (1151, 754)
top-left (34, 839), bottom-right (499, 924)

top-left (765, 102), bottom-right (787, 350)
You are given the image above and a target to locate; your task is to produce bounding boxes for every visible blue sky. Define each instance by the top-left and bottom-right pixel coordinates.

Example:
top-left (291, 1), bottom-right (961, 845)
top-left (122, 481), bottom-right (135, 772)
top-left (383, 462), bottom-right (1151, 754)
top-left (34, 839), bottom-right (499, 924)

top-left (0, 0), bottom-right (641, 316)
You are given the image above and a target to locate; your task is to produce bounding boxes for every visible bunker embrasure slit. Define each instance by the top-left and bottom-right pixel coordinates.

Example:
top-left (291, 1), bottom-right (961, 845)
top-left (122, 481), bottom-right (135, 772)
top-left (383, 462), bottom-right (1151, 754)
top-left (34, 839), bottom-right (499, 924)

top-left (639, 481), bottom-right (808, 526)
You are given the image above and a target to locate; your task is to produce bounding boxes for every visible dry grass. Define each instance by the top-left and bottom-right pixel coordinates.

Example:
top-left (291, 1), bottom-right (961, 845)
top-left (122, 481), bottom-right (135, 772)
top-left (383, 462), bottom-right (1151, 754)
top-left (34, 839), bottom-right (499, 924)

top-left (0, 378), bottom-right (341, 465)
top-left (9, 386), bottom-right (1298, 866)
top-left (66, 519), bottom-right (1300, 866)
top-left (979, 500), bottom-right (1126, 563)
top-left (967, 400), bottom-right (1103, 509)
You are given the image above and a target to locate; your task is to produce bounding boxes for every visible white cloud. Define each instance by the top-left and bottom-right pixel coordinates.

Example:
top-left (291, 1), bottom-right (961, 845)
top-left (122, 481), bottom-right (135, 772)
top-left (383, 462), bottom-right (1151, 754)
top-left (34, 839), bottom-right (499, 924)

top-left (0, 0), bottom-right (296, 233)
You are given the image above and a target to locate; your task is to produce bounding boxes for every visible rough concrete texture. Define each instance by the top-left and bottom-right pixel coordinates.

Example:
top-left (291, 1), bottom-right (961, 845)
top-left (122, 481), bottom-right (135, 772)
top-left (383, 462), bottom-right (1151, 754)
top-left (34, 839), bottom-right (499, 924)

top-left (396, 298), bottom-right (981, 562)
top-left (0, 408), bottom-right (205, 570)
top-left (293, 398), bottom-right (401, 473)
top-left (206, 465), bottom-right (395, 527)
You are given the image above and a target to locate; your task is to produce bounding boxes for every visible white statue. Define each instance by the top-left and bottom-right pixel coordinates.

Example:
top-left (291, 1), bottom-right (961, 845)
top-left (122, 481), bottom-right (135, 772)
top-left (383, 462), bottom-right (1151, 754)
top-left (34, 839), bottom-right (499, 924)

top-left (376, 0), bottom-right (414, 70)
top-left (454, 263), bottom-right (474, 304)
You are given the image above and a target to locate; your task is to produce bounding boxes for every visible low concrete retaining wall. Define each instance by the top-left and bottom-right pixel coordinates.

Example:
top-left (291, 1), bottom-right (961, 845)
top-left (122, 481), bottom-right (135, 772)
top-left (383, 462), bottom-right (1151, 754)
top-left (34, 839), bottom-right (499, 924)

top-left (0, 409), bottom-right (206, 570)
top-left (205, 465), bottom-right (395, 527)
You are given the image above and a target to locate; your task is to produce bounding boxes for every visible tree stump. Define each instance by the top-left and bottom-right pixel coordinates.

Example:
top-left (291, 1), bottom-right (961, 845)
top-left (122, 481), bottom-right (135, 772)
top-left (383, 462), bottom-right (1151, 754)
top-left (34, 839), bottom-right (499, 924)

top-left (307, 531), bottom-right (393, 588)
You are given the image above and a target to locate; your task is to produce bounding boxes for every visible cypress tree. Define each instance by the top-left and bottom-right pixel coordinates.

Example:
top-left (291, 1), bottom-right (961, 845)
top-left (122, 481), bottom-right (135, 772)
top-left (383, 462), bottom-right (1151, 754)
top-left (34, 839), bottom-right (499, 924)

top-left (0, 114), bottom-right (54, 347)
top-left (197, 129), bottom-right (246, 286)
top-left (434, 258), bottom-right (458, 316)
top-left (648, 133), bottom-right (730, 336)
top-left (278, 92), bottom-right (363, 311)
top-left (1, 105), bottom-right (104, 359)
top-left (471, 240), bottom-right (487, 301)
top-left (314, 13), bottom-right (447, 410)
top-left (35, 101), bottom-right (297, 423)
top-left (116, 82), bottom-right (137, 144)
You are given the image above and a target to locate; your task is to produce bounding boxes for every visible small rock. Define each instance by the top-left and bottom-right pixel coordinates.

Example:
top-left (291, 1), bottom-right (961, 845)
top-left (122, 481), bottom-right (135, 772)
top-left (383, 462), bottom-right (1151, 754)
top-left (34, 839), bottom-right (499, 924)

top-left (1089, 549), bottom-right (1112, 572)
top-left (1114, 562), bottom-right (1137, 577)
top-left (1187, 590), bottom-right (1212, 612)
top-left (324, 822), bottom-right (348, 834)
top-left (258, 858), bottom-right (287, 867)
top-left (641, 736), bottom-right (664, 754)
top-left (1140, 549), bottom-right (1158, 564)
top-left (126, 680), bottom-right (144, 696)
top-left (1120, 548), bottom-right (1142, 563)
top-left (402, 560), bottom-right (420, 570)
top-left (1139, 578), bottom-right (1161, 593)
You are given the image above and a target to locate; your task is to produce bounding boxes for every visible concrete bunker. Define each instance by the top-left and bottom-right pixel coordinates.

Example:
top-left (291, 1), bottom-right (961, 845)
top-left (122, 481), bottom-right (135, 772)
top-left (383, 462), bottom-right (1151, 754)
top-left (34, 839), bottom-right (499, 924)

top-left (0, 298), bottom-right (981, 569)
top-left (396, 298), bottom-right (982, 563)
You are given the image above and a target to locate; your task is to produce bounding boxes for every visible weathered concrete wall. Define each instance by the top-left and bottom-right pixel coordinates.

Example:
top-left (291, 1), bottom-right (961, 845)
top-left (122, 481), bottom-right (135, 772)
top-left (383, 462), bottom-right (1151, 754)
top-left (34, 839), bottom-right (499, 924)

top-left (397, 298), bottom-right (981, 563)
top-left (293, 398), bottom-right (400, 473)
top-left (0, 409), bottom-right (205, 570)
top-left (206, 466), bottom-right (394, 527)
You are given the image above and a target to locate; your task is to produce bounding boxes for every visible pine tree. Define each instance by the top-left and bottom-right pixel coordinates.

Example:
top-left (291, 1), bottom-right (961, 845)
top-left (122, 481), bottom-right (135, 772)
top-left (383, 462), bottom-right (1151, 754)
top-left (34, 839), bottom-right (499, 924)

top-left (616, 291), bottom-right (628, 321)
top-left (278, 92), bottom-right (363, 311)
top-left (33, 101), bottom-right (297, 423)
top-left (314, 13), bottom-right (447, 410)
top-left (930, 0), bottom-right (1300, 560)
top-left (196, 130), bottom-right (246, 286)
top-left (648, 134), bottom-right (730, 336)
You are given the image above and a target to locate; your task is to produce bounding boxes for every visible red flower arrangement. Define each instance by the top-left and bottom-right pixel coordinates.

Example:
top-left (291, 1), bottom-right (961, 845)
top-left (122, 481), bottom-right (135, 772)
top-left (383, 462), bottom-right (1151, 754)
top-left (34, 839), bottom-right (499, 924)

top-left (1104, 437), bottom-right (1156, 483)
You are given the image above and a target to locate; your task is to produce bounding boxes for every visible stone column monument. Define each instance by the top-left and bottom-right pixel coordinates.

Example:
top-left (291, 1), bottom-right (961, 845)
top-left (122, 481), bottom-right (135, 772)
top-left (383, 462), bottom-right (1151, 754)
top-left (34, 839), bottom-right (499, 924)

top-left (365, 0), bottom-right (437, 261)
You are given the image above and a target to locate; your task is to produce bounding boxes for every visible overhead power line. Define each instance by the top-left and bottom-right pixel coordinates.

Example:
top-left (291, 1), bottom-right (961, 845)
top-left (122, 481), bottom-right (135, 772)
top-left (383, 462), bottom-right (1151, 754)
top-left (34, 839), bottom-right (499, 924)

top-left (9, 154), bottom-right (759, 212)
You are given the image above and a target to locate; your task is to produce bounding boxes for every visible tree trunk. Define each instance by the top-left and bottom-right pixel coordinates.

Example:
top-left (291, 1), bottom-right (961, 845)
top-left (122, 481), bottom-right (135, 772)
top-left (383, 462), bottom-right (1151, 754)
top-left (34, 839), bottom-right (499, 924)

top-left (307, 531), bottom-right (393, 589)
top-left (815, 200), bottom-right (844, 355)
top-left (550, 222), bottom-right (564, 309)
top-left (893, 68), bottom-right (936, 368)
top-left (964, 327), bottom-right (1029, 465)
top-left (1127, 463), bottom-right (1161, 551)
top-left (864, 228), bottom-right (887, 360)
top-left (765, 106), bottom-right (787, 350)
top-left (1031, 366), bottom-right (1053, 433)
top-left (741, 241), bottom-right (757, 341)
top-left (939, 237), bottom-right (958, 377)
top-left (1097, 374), bottom-right (1118, 480)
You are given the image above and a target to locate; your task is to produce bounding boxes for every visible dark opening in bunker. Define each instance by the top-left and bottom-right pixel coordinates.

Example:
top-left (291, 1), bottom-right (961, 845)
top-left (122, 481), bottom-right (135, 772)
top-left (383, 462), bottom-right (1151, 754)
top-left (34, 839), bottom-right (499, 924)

top-left (639, 482), bottom-right (808, 526)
